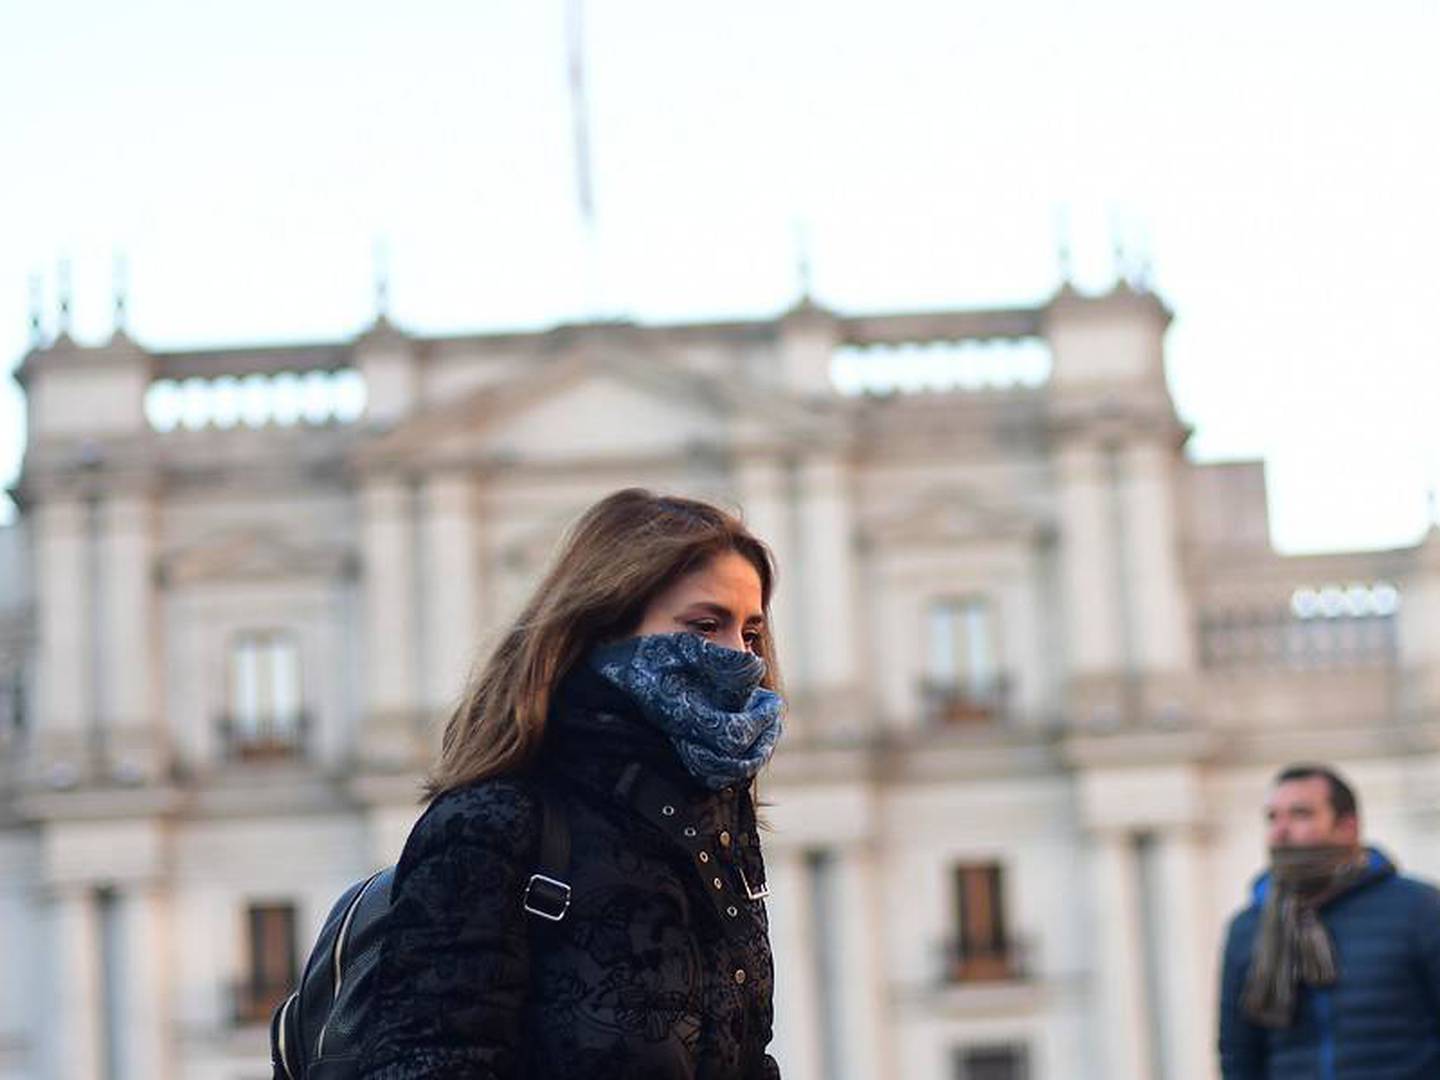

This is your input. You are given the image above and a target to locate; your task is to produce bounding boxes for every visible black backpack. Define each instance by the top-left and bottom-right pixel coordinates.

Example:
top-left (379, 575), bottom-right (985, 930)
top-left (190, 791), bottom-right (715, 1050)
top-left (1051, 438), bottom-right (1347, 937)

top-left (269, 784), bottom-right (572, 1080)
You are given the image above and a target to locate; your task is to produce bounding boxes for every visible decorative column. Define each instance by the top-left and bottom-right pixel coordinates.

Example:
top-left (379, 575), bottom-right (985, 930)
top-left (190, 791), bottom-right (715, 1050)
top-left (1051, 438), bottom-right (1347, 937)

top-left (100, 492), bottom-right (162, 780)
top-left (795, 456), bottom-right (863, 739)
top-left (33, 496), bottom-right (92, 782)
top-left (762, 848), bottom-right (823, 1080)
top-left (1054, 440), bottom-right (1126, 680)
top-left (1399, 528), bottom-right (1440, 718)
top-left (114, 882), bottom-right (171, 1080)
top-left (1118, 442), bottom-right (1192, 673)
top-left (832, 843), bottom-right (888, 1080)
top-left (1152, 826), bottom-right (1214, 1080)
top-left (359, 475), bottom-right (420, 766)
top-left (1044, 284), bottom-right (1192, 729)
top-left (1089, 830), bottom-right (1152, 1080)
top-left (418, 472), bottom-right (481, 726)
top-left (735, 455), bottom-right (802, 703)
top-left (45, 886), bottom-right (104, 1080)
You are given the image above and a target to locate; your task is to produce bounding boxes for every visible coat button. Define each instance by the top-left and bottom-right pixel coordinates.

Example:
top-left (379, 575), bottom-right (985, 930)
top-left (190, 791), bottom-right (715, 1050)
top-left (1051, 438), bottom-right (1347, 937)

top-left (698, 852), bottom-right (710, 864)
top-left (734, 968), bottom-right (747, 985)
top-left (661, 805), bottom-right (676, 816)
top-left (713, 877), bottom-right (724, 890)
top-left (727, 905), bottom-right (739, 917)
top-left (718, 830), bottom-right (732, 848)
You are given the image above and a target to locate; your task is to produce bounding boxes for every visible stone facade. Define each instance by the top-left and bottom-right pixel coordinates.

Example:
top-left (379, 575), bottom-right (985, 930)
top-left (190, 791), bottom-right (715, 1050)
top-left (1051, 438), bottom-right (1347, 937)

top-left (3, 283), bottom-right (1439, 1080)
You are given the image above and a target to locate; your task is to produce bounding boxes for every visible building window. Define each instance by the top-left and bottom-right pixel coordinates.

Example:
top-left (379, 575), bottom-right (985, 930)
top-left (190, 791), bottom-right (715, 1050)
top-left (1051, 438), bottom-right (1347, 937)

top-left (234, 902), bottom-right (298, 1025)
top-left (955, 1043), bottom-right (1029, 1080)
top-left (923, 597), bottom-right (1003, 723)
top-left (947, 862), bottom-right (1019, 982)
top-left (225, 630), bottom-right (304, 758)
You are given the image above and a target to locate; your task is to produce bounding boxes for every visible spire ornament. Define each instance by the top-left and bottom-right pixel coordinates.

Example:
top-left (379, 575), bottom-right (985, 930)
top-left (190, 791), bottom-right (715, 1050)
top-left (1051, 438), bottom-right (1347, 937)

top-left (27, 272), bottom-right (43, 348)
top-left (1055, 205), bottom-right (1073, 287)
top-left (372, 237), bottom-right (391, 323)
top-left (113, 253), bottom-right (129, 336)
top-left (794, 219), bottom-right (813, 302)
top-left (56, 257), bottom-right (73, 339)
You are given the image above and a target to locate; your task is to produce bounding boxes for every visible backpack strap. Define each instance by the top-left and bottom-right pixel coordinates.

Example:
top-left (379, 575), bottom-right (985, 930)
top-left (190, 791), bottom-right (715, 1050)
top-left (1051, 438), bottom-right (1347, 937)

top-left (522, 782), bottom-right (572, 922)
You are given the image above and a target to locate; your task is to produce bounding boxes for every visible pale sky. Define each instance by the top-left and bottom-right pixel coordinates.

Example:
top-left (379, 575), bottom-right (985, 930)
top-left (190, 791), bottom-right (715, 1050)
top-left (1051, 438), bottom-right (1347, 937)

top-left (3, 0), bottom-right (1438, 552)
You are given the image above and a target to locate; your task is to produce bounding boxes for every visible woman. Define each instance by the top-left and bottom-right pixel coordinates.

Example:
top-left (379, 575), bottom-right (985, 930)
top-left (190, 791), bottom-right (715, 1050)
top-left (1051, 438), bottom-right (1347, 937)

top-left (359, 488), bottom-right (785, 1079)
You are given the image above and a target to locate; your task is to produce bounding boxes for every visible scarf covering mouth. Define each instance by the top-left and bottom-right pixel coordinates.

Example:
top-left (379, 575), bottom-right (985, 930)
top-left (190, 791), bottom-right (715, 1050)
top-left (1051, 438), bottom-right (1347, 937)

top-left (587, 632), bottom-right (784, 790)
top-left (1242, 845), bottom-right (1372, 1028)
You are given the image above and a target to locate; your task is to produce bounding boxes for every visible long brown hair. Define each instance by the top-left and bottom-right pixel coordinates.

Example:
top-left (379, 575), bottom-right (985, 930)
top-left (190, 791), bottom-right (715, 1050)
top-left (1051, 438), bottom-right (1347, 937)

top-left (426, 488), bottom-right (780, 798)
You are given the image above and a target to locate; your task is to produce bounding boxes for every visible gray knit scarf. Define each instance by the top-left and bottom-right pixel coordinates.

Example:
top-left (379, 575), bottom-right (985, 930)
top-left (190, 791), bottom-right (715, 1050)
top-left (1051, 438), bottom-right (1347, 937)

top-left (1242, 845), bottom-right (1370, 1028)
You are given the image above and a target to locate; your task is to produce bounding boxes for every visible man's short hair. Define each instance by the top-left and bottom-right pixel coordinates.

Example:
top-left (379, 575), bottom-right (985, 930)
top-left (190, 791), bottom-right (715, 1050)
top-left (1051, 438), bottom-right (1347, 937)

top-left (1275, 763), bottom-right (1359, 821)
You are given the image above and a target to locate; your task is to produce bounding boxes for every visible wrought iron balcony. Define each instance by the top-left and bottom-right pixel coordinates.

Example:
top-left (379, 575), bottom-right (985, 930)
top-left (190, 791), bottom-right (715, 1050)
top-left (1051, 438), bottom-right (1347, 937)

top-left (217, 710), bottom-right (310, 762)
top-left (918, 675), bottom-right (1011, 727)
top-left (937, 936), bottom-right (1032, 985)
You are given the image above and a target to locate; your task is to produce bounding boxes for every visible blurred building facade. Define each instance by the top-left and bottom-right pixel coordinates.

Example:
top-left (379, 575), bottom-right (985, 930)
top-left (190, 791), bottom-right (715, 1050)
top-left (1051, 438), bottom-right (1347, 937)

top-left (3, 282), bottom-right (1440, 1080)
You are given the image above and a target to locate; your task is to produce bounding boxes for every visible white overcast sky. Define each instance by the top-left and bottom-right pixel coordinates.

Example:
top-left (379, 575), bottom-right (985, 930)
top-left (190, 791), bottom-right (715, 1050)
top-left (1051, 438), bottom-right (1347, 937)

top-left (2, 0), bottom-right (1438, 553)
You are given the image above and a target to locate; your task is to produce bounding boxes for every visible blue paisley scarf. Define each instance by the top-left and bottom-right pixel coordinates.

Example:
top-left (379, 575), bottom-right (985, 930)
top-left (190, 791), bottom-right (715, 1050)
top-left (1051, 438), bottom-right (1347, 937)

top-left (587, 632), bottom-right (784, 790)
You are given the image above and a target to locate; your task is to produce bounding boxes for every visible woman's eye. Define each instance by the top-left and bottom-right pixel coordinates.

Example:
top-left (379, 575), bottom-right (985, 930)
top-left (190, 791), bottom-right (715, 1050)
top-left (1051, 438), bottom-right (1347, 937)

top-left (689, 619), bottom-right (720, 635)
top-left (742, 630), bottom-right (761, 651)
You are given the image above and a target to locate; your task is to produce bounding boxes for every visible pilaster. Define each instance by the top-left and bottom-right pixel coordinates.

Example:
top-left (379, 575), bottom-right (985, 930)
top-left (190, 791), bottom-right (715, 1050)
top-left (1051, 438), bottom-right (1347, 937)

top-left (832, 842), bottom-right (889, 1080)
top-left (99, 492), bottom-right (164, 781)
top-left (735, 454), bottom-right (801, 709)
top-left (1399, 528), bottom-right (1440, 720)
top-left (418, 472), bottom-right (481, 721)
top-left (763, 848), bottom-right (823, 1080)
top-left (113, 883), bottom-right (172, 1080)
top-left (1088, 829), bottom-right (1152, 1080)
top-left (1045, 284), bottom-right (1196, 730)
top-left (31, 496), bottom-right (92, 783)
top-left (794, 455), bottom-right (864, 739)
top-left (1150, 825), bottom-right (1215, 1080)
top-left (44, 886), bottom-right (104, 1080)
top-left (358, 475), bottom-right (422, 767)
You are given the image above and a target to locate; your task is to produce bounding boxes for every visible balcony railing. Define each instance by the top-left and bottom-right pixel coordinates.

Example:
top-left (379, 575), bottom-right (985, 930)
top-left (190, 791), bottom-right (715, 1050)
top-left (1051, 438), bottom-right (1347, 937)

top-left (218, 711), bottom-right (310, 762)
top-left (919, 676), bottom-right (1010, 727)
top-left (937, 937), bottom-right (1032, 985)
top-left (227, 977), bottom-right (294, 1027)
top-left (1199, 609), bottom-right (1398, 671)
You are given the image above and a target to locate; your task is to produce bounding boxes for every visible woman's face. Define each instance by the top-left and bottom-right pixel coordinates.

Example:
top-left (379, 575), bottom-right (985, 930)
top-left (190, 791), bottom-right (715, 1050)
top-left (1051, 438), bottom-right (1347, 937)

top-left (633, 549), bottom-right (765, 654)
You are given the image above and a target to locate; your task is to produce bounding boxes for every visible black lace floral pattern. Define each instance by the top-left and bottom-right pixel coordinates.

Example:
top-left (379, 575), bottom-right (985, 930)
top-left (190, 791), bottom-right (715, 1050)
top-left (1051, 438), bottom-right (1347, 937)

top-left (358, 670), bottom-right (781, 1080)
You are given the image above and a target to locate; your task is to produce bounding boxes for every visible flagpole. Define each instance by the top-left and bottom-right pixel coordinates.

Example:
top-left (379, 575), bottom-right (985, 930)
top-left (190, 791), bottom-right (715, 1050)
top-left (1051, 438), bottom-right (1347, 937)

top-left (566, 0), bottom-right (602, 321)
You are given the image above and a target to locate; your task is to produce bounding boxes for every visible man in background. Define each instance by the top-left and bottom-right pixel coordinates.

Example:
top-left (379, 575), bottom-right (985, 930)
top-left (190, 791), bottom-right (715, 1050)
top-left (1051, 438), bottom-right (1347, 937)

top-left (1218, 763), bottom-right (1440, 1078)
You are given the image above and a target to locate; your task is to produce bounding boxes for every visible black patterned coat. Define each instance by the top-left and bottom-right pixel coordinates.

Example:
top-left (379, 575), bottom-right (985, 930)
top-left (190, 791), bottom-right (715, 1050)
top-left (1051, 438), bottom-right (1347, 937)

top-left (357, 668), bottom-right (782, 1080)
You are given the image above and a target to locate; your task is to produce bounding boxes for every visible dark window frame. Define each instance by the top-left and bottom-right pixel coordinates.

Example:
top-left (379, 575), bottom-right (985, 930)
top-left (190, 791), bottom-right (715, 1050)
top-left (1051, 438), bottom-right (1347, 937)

top-left (234, 901), bottom-right (299, 1025)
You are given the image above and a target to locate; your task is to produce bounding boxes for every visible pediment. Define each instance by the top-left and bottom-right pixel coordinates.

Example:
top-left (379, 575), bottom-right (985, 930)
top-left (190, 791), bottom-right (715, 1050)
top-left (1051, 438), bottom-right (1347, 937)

top-left (357, 350), bottom-right (831, 467)
top-left (160, 528), bottom-right (354, 586)
top-left (866, 487), bottom-right (1046, 548)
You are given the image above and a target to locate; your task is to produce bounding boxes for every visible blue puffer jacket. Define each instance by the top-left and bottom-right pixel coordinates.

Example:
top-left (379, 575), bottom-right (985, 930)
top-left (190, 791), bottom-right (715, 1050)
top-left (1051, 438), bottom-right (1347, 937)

top-left (1218, 849), bottom-right (1440, 1079)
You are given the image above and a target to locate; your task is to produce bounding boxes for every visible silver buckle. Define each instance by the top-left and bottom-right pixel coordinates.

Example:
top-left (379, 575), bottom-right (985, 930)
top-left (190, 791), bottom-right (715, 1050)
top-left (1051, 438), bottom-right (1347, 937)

top-left (522, 874), bottom-right (572, 921)
top-left (738, 866), bottom-right (769, 901)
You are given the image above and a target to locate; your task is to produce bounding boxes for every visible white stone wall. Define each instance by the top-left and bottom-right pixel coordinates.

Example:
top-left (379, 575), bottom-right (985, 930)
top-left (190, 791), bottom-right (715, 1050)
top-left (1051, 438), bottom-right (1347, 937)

top-left (5, 288), bottom-right (1440, 1079)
